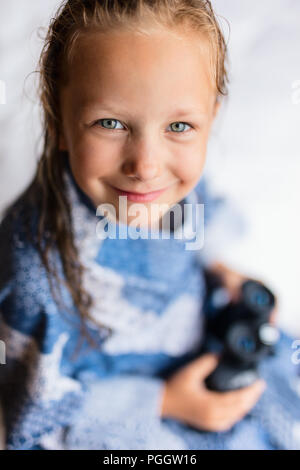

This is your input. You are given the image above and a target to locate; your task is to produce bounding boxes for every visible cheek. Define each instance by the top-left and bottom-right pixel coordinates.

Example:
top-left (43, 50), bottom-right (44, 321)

top-left (68, 133), bottom-right (119, 178)
top-left (174, 140), bottom-right (207, 184)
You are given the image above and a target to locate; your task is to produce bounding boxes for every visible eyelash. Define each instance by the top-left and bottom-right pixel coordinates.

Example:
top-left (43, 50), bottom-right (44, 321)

top-left (93, 118), bottom-right (194, 134)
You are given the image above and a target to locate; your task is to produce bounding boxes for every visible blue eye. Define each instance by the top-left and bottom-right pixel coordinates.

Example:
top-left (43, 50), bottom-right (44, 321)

top-left (94, 119), bottom-right (193, 133)
top-left (95, 119), bottom-right (124, 130)
top-left (169, 122), bottom-right (192, 133)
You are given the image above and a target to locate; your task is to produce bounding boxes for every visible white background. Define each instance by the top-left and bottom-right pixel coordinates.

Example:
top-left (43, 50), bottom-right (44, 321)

top-left (0, 0), bottom-right (299, 336)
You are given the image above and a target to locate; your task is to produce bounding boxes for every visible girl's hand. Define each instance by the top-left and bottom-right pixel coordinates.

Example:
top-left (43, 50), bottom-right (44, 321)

top-left (207, 261), bottom-right (278, 325)
top-left (160, 353), bottom-right (266, 432)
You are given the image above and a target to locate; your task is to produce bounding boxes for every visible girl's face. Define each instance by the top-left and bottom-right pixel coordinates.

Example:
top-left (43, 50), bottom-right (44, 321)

top-left (59, 27), bottom-right (220, 228)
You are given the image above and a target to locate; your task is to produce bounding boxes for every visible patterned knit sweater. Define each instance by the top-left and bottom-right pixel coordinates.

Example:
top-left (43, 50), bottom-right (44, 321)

top-left (0, 157), bottom-right (299, 450)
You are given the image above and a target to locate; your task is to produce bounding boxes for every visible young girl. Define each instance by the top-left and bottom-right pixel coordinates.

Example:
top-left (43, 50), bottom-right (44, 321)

top-left (0, 0), bottom-right (299, 450)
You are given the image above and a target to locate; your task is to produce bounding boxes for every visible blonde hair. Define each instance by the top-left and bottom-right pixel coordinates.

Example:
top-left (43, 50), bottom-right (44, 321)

top-left (23, 0), bottom-right (229, 355)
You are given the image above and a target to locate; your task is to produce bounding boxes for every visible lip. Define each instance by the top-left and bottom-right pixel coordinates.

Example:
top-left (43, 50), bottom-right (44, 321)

top-left (110, 185), bottom-right (170, 202)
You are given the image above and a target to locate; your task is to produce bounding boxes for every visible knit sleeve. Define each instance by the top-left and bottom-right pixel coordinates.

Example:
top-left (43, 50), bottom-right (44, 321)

top-left (0, 209), bottom-right (85, 450)
top-left (193, 176), bottom-right (247, 267)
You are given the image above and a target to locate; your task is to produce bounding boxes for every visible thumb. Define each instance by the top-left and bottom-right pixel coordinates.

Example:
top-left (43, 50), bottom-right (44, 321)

top-left (185, 353), bottom-right (220, 384)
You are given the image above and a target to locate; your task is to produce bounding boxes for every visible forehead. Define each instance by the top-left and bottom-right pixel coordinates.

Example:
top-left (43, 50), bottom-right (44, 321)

top-left (61, 28), bottom-right (216, 111)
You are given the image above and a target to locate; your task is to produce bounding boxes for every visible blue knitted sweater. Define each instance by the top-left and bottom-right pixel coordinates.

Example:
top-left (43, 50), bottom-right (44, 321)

top-left (0, 159), bottom-right (299, 450)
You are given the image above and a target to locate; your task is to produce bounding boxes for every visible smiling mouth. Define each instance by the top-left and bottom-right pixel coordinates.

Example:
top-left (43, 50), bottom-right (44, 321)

top-left (112, 186), bottom-right (167, 195)
top-left (108, 183), bottom-right (174, 202)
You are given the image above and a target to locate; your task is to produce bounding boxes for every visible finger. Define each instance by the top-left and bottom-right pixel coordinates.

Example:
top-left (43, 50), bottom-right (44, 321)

top-left (185, 353), bottom-right (220, 384)
top-left (214, 381), bottom-right (266, 424)
top-left (269, 307), bottom-right (278, 325)
top-left (225, 276), bottom-right (248, 303)
top-left (234, 381), bottom-right (267, 411)
top-left (234, 387), bottom-right (266, 420)
top-left (218, 379), bottom-right (266, 405)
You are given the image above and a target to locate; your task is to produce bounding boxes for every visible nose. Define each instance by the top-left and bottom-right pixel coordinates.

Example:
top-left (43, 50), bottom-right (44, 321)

top-left (121, 138), bottom-right (163, 182)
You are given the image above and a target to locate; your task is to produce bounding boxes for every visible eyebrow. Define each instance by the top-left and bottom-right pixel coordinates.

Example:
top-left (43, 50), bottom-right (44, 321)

top-left (168, 107), bottom-right (208, 118)
top-left (82, 103), bottom-right (208, 118)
